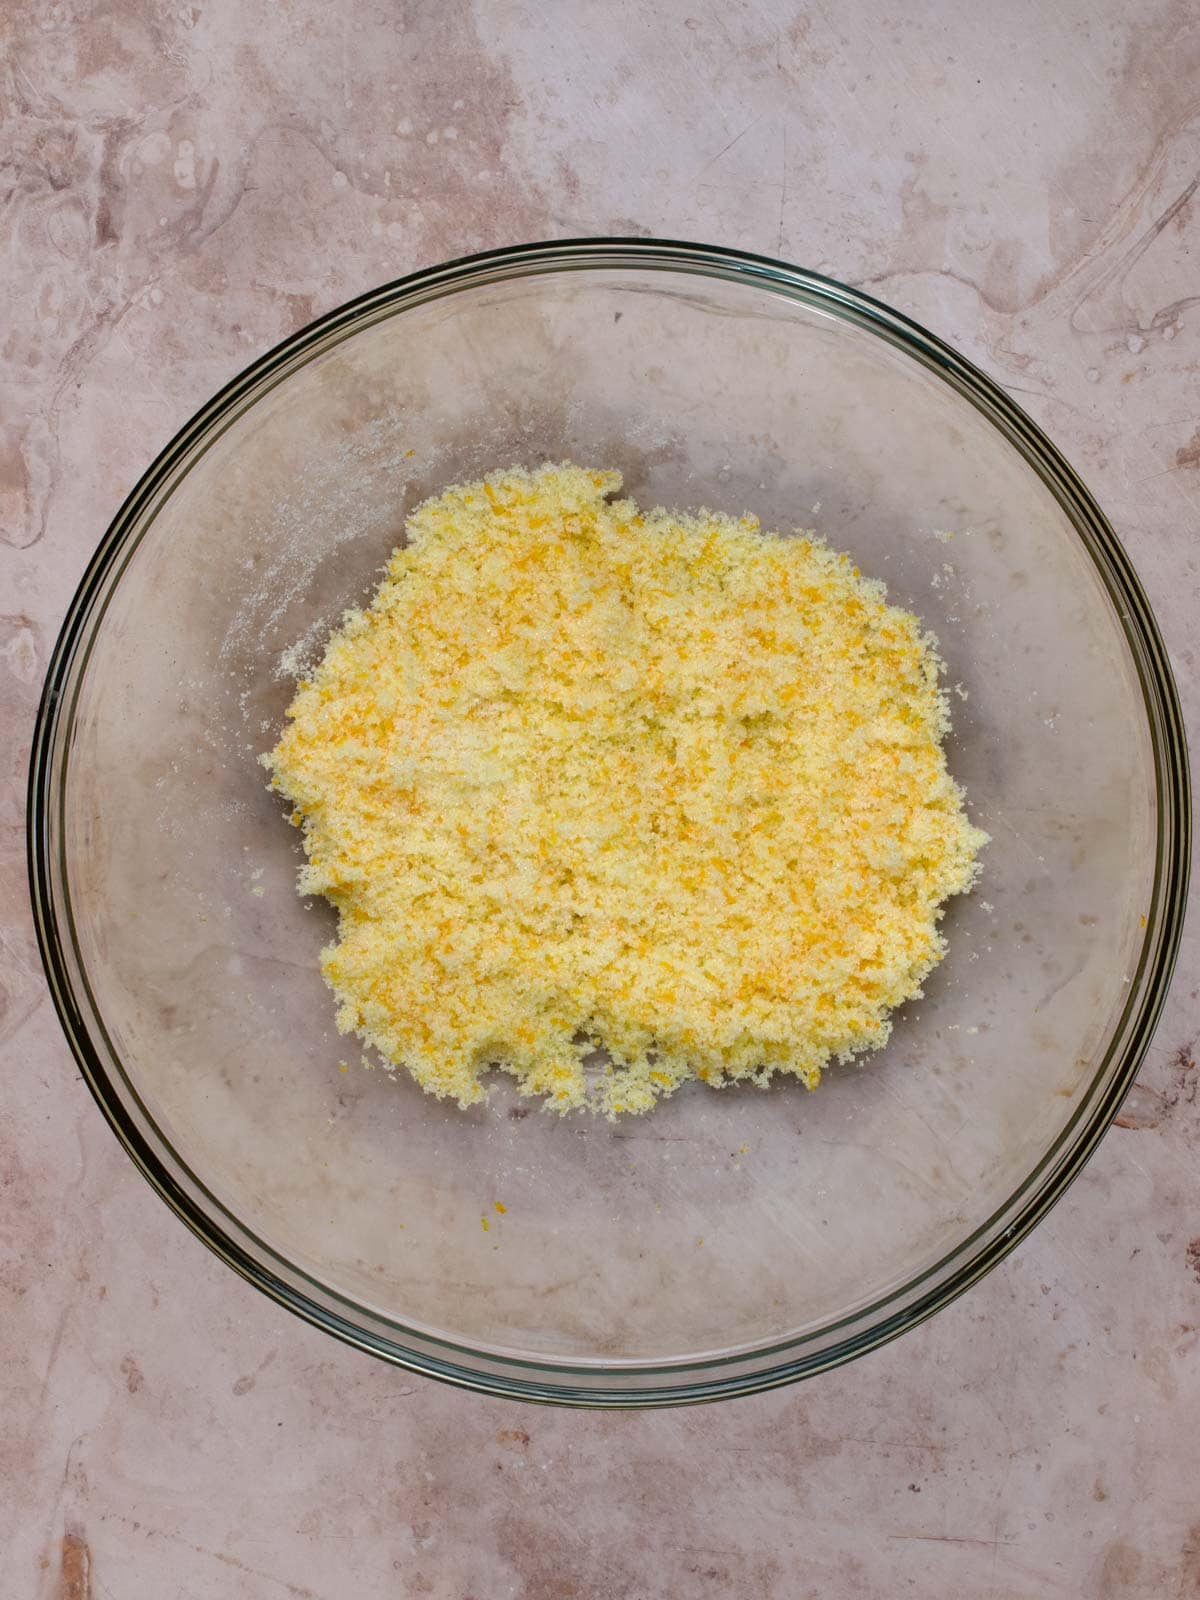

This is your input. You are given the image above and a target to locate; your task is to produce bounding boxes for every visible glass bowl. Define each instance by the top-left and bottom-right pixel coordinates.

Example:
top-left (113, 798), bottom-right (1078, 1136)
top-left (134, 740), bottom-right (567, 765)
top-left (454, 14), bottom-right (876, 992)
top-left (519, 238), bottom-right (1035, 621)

top-left (29, 240), bottom-right (1189, 1406)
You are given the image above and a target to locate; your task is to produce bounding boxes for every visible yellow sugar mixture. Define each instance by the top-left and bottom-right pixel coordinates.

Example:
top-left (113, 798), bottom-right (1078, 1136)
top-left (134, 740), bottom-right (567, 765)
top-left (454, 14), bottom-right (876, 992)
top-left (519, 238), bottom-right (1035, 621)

top-left (264, 463), bottom-right (986, 1116)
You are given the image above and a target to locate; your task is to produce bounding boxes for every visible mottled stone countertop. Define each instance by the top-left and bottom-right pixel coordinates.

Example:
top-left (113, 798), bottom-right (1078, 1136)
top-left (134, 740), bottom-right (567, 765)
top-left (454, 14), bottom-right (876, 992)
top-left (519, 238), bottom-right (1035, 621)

top-left (3, 3), bottom-right (1199, 1596)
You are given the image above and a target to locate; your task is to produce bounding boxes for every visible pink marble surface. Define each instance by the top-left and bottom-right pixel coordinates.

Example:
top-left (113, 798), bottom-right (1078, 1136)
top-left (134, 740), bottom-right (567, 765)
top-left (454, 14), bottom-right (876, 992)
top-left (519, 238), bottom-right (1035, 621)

top-left (3, 2), bottom-right (1199, 1596)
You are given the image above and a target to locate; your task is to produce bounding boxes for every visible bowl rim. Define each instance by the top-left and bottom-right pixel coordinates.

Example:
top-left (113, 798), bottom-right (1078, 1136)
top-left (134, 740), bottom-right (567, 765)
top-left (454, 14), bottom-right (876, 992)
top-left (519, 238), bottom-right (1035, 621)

top-left (27, 236), bottom-right (1191, 1407)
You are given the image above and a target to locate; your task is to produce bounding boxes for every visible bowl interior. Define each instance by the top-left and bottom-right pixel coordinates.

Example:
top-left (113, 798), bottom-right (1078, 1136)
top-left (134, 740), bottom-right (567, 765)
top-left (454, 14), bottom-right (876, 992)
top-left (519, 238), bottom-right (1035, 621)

top-left (54, 259), bottom-right (1157, 1370)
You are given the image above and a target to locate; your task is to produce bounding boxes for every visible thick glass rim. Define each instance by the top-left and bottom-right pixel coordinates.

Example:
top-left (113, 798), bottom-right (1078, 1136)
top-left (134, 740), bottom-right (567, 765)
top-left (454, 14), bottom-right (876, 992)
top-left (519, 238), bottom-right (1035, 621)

top-left (27, 238), bottom-right (1191, 1407)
